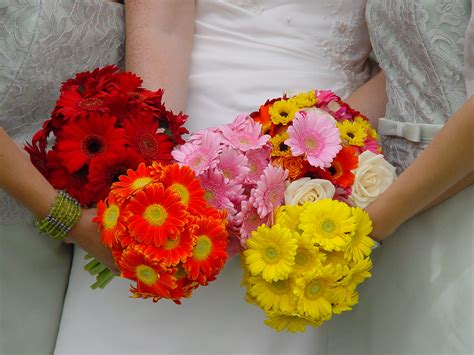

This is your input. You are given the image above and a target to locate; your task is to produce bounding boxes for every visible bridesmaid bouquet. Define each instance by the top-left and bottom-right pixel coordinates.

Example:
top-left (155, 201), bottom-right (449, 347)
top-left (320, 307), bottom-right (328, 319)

top-left (93, 162), bottom-right (228, 303)
top-left (25, 65), bottom-right (188, 206)
top-left (237, 90), bottom-right (397, 332)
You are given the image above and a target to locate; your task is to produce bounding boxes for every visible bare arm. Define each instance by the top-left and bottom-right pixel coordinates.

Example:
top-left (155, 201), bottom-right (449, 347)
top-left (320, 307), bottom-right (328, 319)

top-left (366, 96), bottom-right (474, 241)
top-left (125, 0), bottom-right (196, 113)
top-left (0, 127), bottom-right (117, 271)
top-left (346, 70), bottom-right (388, 128)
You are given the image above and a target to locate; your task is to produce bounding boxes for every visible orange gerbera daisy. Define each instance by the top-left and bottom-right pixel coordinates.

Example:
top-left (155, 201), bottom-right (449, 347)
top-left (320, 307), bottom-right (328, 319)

top-left (149, 229), bottom-right (196, 266)
top-left (161, 164), bottom-right (207, 213)
top-left (316, 146), bottom-right (358, 188)
top-left (111, 163), bottom-right (155, 201)
top-left (127, 184), bottom-right (188, 247)
top-left (119, 245), bottom-right (177, 299)
top-left (94, 194), bottom-right (126, 248)
top-left (168, 264), bottom-right (199, 304)
top-left (184, 216), bottom-right (228, 281)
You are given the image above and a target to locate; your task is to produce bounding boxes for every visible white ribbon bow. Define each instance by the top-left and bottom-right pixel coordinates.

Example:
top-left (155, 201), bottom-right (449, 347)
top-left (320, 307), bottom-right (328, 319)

top-left (378, 118), bottom-right (443, 143)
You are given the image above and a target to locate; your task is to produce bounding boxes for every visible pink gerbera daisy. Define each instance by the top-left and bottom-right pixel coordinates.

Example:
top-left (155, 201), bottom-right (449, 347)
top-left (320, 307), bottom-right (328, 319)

top-left (236, 196), bottom-right (272, 246)
top-left (315, 90), bottom-right (340, 106)
top-left (286, 111), bottom-right (341, 169)
top-left (245, 145), bottom-right (272, 184)
top-left (171, 131), bottom-right (221, 175)
top-left (359, 136), bottom-right (381, 154)
top-left (217, 147), bottom-right (250, 183)
top-left (199, 169), bottom-right (241, 214)
top-left (220, 114), bottom-right (269, 152)
top-left (252, 165), bottom-right (287, 218)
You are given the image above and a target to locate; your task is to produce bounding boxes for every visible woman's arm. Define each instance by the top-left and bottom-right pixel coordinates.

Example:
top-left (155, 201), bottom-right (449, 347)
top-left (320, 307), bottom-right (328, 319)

top-left (346, 70), bottom-right (388, 128)
top-left (0, 127), bottom-right (117, 271)
top-left (124, 0), bottom-right (196, 113)
top-left (366, 96), bottom-right (474, 241)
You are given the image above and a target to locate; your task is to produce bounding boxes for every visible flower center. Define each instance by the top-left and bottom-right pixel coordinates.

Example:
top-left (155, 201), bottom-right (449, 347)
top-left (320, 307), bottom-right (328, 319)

top-left (193, 235), bottom-right (213, 261)
top-left (138, 133), bottom-right (158, 154)
top-left (304, 137), bottom-right (318, 150)
top-left (294, 247), bottom-right (309, 267)
top-left (263, 246), bottom-right (280, 263)
top-left (279, 143), bottom-right (289, 152)
top-left (136, 265), bottom-right (158, 286)
top-left (268, 279), bottom-right (290, 295)
top-left (249, 163), bottom-right (257, 173)
top-left (204, 190), bottom-right (214, 203)
top-left (129, 91), bottom-right (144, 101)
top-left (279, 111), bottom-right (289, 118)
top-left (321, 218), bottom-right (336, 235)
top-left (171, 183), bottom-right (190, 206)
top-left (347, 132), bottom-right (355, 139)
top-left (164, 236), bottom-right (181, 250)
top-left (131, 177), bottom-right (153, 191)
top-left (222, 168), bottom-right (233, 179)
top-left (305, 280), bottom-right (322, 299)
top-left (174, 265), bottom-right (187, 280)
top-left (143, 204), bottom-right (168, 226)
top-left (103, 205), bottom-right (120, 230)
top-left (78, 97), bottom-right (103, 110)
top-left (82, 134), bottom-right (105, 156)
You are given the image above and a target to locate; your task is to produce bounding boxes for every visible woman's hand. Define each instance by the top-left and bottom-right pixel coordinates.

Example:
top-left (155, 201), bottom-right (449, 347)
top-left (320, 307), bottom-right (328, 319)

top-left (66, 209), bottom-right (119, 274)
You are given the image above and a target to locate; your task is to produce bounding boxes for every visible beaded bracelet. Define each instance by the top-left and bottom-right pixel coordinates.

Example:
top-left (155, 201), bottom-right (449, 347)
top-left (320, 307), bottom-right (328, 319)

top-left (36, 191), bottom-right (82, 241)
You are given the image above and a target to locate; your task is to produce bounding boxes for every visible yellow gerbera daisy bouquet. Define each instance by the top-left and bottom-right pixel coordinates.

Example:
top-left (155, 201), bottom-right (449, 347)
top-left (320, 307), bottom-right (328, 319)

top-left (240, 89), bottom-right (397, 332)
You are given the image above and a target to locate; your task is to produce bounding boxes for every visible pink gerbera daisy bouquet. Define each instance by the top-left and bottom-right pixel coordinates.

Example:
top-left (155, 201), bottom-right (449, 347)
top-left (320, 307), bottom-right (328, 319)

top-left (234, 89), bottom-right (397, 332)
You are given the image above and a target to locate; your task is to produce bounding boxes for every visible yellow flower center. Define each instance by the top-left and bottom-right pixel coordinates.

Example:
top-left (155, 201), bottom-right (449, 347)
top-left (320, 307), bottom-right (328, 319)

top-left (171, 183), bottom-right (190, 206)
top-left (164, 236), bottom-right (181, 250)
top-left (103, 205), bottom-right (120, 230)
top-left (294, 247), bottom-right (310, 267)
top-left (304, 137), bottom-right (318, 150)
top-left (321, 218), bottom-right (336, 234)
top-left (263, 246), bottom-right (280, 263)
top-left (249, 163), bottom-right (257, 173)
top-left (204, 190), bottom-right (214, 202)
top-left (193, 235), bottom-right (213, 261)
top-left (131, 177), bottom-right (153, 191)
top-left (136, 265), bottom-right (158, 286)
top-left (305, 280), bottom-right (322, 299)
top-left (268, 279), bottom-right (290, 295)
top-left (175, 265), bottom-right (187, 280)
top-left (143, 204), bottom-right (168, 226)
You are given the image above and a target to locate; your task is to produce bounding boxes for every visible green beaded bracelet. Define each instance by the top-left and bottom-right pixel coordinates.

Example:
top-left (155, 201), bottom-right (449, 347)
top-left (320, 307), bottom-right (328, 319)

top-left (36, 191), bottom-right (82, 240)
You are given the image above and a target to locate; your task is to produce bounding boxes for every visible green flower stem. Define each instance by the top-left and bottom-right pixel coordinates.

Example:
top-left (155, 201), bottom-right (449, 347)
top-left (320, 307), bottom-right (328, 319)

top-left (84, 254), bottom-right (116, 289)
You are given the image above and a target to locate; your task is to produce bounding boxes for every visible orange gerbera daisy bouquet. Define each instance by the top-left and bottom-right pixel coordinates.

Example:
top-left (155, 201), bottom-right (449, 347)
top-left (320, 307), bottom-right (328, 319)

top-left (90, 162), bottom-right (229, 303)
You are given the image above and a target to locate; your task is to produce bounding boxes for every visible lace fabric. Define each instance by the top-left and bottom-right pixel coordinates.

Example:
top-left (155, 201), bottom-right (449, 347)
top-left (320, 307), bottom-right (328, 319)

top-left (0, 0), bottom-right (124, 223)
top-left (366, 0), bottom-right (470, 173)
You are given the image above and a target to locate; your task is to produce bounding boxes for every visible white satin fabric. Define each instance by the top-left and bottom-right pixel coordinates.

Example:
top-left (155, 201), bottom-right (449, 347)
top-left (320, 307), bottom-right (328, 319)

top-left (54, 1), bottom-right (371, 354)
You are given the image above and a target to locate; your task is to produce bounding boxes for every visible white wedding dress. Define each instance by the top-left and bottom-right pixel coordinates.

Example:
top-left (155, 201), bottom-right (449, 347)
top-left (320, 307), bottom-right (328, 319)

top-left (54, 1), bottom-right (371, 354)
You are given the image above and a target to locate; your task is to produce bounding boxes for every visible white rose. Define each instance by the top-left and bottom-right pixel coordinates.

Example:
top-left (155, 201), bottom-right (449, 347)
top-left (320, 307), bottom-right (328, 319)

top-left (350, 151), bottom-right (397, 208)
top-left (284, 178), bottom-right (336, 205)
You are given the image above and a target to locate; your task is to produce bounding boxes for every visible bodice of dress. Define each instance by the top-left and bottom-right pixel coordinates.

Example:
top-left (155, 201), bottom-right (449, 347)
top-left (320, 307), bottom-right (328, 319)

top-left (187, 0), bottom-right (371, 132)
top-left (366, 0), bottom-right (471, 173)
top-left (0, 0), bottom-right (124, 223)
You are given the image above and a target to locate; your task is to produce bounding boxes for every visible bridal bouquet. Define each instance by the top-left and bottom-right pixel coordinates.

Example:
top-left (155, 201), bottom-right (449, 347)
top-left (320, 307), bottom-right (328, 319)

top-left (93, 162), bottom-right (228, 303)
top-left (25, 65), bottom-right (189, 288)
top-left (238, 90), bottom-right (397, 332)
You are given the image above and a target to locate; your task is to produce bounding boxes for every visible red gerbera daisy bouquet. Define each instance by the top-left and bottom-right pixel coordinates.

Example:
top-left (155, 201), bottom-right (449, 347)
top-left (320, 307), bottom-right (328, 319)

top-left (25, 65), bottom-right (188, 206)
top-left (231, 90), bottom-right (398, 332)
top-left (92, 162), bottom-right (228, 303)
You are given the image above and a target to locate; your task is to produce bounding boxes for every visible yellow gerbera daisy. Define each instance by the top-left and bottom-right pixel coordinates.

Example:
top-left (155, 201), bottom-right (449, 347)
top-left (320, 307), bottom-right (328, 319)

top-left (293, 265), bottom-right (340, 320)
top-left (275, 204), bottom-right (305, 231)
top-left (339, 257), bottom-right (372, 288)
top-left (299, 199), bottom-right (356, 252)
top-left (337, 120), bottom-right (367, 146)
top-left (269, 132), bottom-right (291, 157)
top-left (264, 312), bottom-right (320, 333)
top-left (323, 251), bottom-right (351, 268)
top-left (248, 276), bottom-right (297, 313)
top-left (292, 232), bottom-right (326, 277)
top-left (332, 287), bottom-right (359, 315)
top-left (245, 224), bottom-right (298, 281)
top-left (354, 116), bottom-right (379, 139)
top-left (344, 208), bottom-right (375, 262)
top-left (289, 90), bottom-right (318, 108)
top-left (269, 99), bottom-right (299, 125)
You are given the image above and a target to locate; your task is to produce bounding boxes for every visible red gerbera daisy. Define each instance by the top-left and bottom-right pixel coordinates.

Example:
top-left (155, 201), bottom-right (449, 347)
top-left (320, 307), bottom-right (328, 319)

top-left (315, 146), bottom-right (358, 188)
top-left (86, 148), bottom-right (144, 201)
top-left (60, 65), bottom-right (118, 94)
top-left (119, 245), bottom-right (177, 299)
top-left (161, 164), bottom-right (207, 214)
top-left (94, 194), bottom-right (127, 248)
top-left (123, 115), bottom-right (174, 164)
top-left (184, 216), bottom-right (228, 281)
top-left (127, 184), bottom-right (188, 247)
top-left (162, 110), bottom-right (189, 145)
top-left (55, 113), bottom-right (126, 173)
top-left (168, 265), bottom-right (199, 304)
top-left (111, 162), bottom-right (155, 201)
